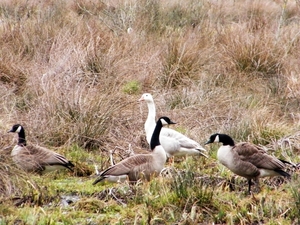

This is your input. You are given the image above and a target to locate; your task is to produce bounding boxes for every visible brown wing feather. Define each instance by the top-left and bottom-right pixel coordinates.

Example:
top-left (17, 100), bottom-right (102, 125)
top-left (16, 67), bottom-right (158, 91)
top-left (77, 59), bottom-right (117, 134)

top-left (101, 154), bottom-right (152, 177)
top-left (28, 145), bottom-right (71, 165)
top-left (13, 145), bottom-right (73, 172)
top-left (235, 142), bottom-right (284, 170)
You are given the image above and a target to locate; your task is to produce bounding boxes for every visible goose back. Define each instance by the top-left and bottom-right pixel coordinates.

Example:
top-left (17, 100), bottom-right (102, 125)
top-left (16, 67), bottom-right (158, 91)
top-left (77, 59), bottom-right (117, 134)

top-left (235, 142), bottom-right (286, 170)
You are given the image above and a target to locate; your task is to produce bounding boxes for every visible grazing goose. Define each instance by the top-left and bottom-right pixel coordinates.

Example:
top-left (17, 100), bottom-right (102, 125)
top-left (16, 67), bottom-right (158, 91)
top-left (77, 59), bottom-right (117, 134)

top-left (205, 133), bottom-right (291, 193)
top-left (8, 124), bottom-right (74, 174)
top-left (92, 116), bottom-right (176, 185)
top-left (138, 93), bottom-right (207, 158)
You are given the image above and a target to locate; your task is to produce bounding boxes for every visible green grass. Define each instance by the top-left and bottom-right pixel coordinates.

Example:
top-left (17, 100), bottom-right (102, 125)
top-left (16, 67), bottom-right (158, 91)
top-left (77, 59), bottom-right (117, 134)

top-left (1, 0), bottom-right (300, 224)
top-left (122, 80), bottom-right (141, 95)
top-left (0, 158), bottom-right (298, 224)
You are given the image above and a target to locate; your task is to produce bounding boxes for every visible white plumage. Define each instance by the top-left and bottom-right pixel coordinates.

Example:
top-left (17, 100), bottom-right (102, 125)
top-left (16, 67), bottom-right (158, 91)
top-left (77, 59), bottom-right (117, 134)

top-left (139, 93), bottom-right (207, 158)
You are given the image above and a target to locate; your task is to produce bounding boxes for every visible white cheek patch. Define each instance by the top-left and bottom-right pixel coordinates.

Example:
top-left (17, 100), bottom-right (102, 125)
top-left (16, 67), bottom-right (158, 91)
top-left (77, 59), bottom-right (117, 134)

top-left (160, 119), bottom-right (168, 125)
top-left (214, 135), bottom-right (220, 143)
top-left (16, 126), bottom-right (22, 133)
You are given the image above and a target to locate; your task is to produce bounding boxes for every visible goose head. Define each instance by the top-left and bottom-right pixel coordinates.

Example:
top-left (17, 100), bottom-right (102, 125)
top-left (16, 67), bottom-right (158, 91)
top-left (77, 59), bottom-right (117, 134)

top-left (159, 116), bottom-right (176, 126)
top-left (150, 116), bottom-right (176, 150)
top-left (8, 124), bottom-right (23, 133)
top-left (138, 93), bottom-right (154, 103)
top-left (205, 133), bottom-right (235, 146)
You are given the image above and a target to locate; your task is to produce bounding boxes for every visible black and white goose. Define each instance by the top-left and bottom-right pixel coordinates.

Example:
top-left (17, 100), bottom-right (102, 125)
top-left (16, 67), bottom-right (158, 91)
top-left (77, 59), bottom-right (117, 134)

top-left (139, 93), bottom-right (207, 158)
top-left (205, 133), bottom-right (290, 193)
top-left (92, 116), bottom-right (176, 185)
top-left (8, 124), bottom-right (74, 174)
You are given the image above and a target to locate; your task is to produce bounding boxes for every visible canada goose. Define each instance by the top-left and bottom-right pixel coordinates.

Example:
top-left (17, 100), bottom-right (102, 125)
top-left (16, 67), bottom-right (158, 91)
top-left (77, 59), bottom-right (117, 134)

top-left (92, 116), bottom-right (176, 185)
top-left (205, 133), bottom-right (291, 193)
top-left (138, 93), bottom-right (207, 158)
top-left (8, 124), bottom-right (74, 174)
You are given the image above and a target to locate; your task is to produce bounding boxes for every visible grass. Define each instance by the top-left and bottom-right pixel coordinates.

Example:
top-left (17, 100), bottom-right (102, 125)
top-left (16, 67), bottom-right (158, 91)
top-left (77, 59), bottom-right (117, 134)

top-left (0, 0), bottom-right (300, 224)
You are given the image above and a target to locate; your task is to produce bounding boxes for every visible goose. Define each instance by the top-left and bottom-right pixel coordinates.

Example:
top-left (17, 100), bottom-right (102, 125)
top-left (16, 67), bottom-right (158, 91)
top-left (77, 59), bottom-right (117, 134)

top-left (205, 133), bottom-right (291, 193)
top-left (92, 116), bottom-right (176, 185)
top-left (138, 93), bottom-right (207, 158)
top-left (8, 124), bottom-right (74, 174)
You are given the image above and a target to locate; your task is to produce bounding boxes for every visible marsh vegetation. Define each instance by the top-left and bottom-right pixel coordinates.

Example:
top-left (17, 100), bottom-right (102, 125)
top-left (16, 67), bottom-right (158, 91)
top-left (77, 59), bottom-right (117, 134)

top-left (0, 0), bottom-right (300, 224)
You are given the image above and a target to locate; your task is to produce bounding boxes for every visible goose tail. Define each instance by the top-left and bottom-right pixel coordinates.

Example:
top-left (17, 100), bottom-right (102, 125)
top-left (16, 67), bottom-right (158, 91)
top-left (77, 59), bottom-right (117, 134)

top-left (65, 161), bottom-right (75, 171)
top-left (275, 169), bottom-right (291, 178)
top-left (92, 176), bottom-right (105, 185)
top-left (279, 159), bottom-right (297, 167)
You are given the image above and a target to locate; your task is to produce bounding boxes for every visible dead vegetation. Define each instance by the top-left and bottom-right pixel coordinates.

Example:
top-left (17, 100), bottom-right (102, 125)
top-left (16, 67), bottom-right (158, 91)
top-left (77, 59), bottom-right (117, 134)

top-left (0, 0), bottom-right (300, 224)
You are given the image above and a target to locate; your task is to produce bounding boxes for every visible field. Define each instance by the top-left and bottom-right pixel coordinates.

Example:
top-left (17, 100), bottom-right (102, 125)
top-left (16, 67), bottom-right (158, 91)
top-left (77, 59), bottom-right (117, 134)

top-left (1, 0), bottom-right (300, 224)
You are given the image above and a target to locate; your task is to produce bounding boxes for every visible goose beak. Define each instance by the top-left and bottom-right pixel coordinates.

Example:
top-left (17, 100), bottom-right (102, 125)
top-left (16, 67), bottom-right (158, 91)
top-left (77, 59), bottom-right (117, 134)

top-left (138, 96), bottom-right (144, 102)
top-left (200, 152), bottom-right (209, 158)
top-left (8, 129), bottom-right (13, 133)
top-left (197, 147), bottom-right (208, 158)
top-left (204, 140), bottom-right (212, 145)
top-left (170, 121), bottom-right (176, 125)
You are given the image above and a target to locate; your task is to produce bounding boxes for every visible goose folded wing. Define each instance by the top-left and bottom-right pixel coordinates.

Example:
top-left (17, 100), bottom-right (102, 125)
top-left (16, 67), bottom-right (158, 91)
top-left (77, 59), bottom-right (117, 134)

top-left (161, 128), bottom-right (201, 148)
top-left (235, 143), bottom-right (285, 169)
top-left (101, 155), bottom-right (150, 177)
top-left (26, 145), bottom-right (71, 166)
top-left (161, 128), bottom-right (188, 139)
top-left (177, 137), bottom-right (202, 149)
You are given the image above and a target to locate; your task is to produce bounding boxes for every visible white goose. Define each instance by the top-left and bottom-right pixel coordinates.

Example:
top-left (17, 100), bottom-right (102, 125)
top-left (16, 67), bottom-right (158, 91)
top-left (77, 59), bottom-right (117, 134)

top-left (139, 93), bottom-right (207, 158)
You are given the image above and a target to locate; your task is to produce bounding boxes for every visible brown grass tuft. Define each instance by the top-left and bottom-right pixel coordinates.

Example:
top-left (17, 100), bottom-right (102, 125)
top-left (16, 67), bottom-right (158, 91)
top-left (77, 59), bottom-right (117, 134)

top-left (0, 153), bottom-right (36, 200)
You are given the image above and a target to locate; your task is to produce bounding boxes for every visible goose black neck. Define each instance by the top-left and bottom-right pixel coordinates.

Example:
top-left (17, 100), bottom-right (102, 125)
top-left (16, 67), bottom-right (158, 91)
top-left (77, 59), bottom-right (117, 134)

top-left (150, 119), bottom-right (163, 150)
top-left (17, 128), bottom-right (27, 146)
top-left (220, 134), bottom-right (235, 146)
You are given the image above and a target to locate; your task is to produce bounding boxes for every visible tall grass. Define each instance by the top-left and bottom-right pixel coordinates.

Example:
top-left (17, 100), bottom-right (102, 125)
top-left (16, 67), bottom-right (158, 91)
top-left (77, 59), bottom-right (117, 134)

top-left (0, 0), bottom-right (300, 224)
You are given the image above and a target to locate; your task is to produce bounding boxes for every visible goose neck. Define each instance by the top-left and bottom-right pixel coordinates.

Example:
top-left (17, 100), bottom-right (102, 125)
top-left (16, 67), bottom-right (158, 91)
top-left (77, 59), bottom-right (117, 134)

top-left (150, 120), bottom-right (162, 150)
top-left (146, 101), bottom-right (156, 123)
top-left (220, 134), bottom-right (235, 146)
top-left (17, 129), bottom-right (27, 146)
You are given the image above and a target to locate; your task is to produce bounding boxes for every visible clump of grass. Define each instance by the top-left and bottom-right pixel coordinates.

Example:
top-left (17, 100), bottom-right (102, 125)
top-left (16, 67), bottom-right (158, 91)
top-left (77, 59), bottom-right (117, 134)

top-left (155, 159), bottom-right (217, 223)
top-left (122, 80), bottom-right (141, 95)
top-left (0, 154), bottom-right (56, 208)
top-left (0, 62), bottom-right (27, 94)
top-left (160, 39), bottom-right (201, 89)
top-left (165, 89), bottom-right (196, 109)
top-left (74, 197), bottom-right (106, 213)
top-left (1, 0), bottom-right (300, 224)
top-left (71, 0), bottom-right (108, 16)
top-left (219, 27), bottom-right (284, 76)
top-left (0, 155), bottom-right (31, 198)
top-left (61, 144), bottom-right (96, 176)
top-left (290, 182), bottom-right (300, 223)
top-left (21, 82), bottom-right (127, 149)
top-left (228, 107), bottom-right (289, 145)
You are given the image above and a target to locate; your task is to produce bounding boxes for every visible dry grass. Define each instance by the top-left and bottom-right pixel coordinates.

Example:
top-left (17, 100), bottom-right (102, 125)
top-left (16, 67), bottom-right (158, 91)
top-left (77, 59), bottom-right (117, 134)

top-left (0, 153), bottom-right (40, 205)
top-left (0, 0), bottom-right (300, 223)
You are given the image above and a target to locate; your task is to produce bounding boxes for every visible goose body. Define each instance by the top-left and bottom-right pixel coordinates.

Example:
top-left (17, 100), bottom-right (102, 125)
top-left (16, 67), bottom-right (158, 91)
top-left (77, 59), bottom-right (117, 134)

top-left (205, 133), bottom-right (290, 193)
top-left (8, 124), bottom-right (74, 174)
top-left (139, 93), bottom-right (207, 158)
top-left (93, 117), bottom-right (175, 185)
